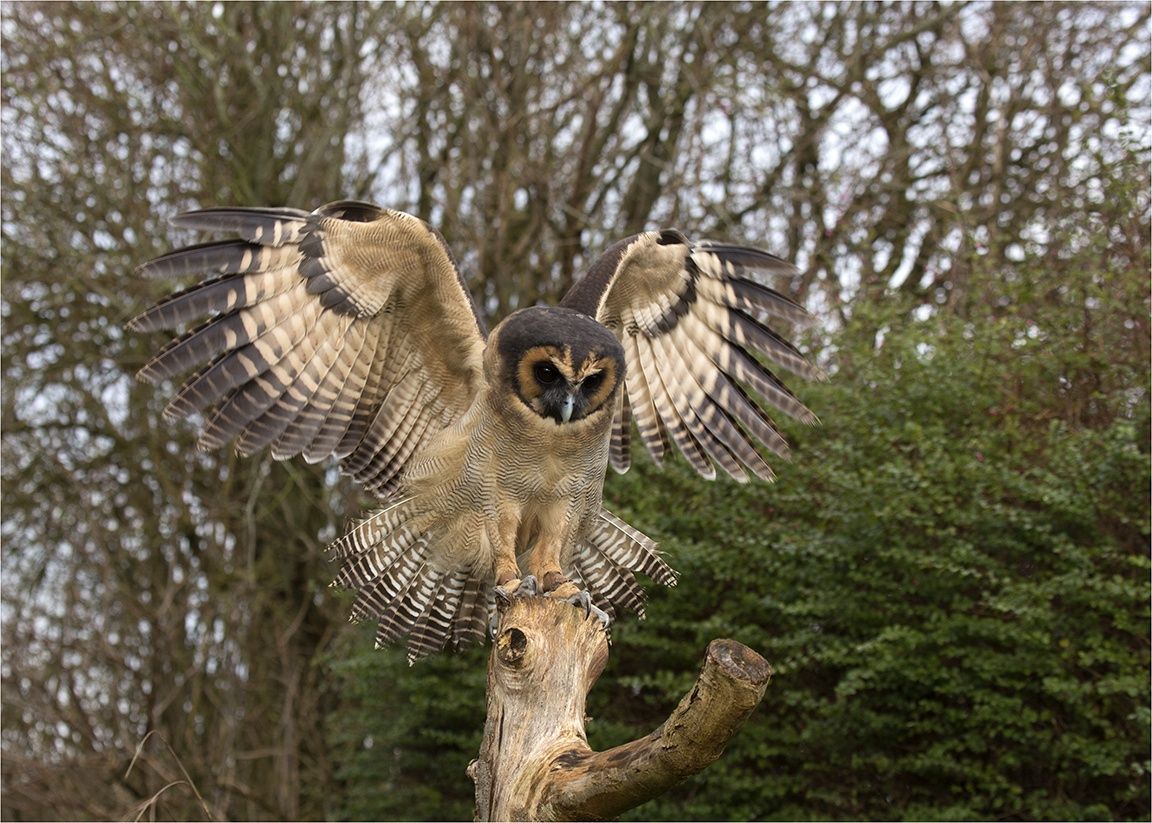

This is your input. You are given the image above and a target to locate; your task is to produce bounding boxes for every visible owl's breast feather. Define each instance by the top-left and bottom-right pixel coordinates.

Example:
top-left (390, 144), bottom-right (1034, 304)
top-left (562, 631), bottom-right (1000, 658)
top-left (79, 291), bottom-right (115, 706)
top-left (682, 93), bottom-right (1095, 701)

top-left (401, 386), bottom-right (611, 513)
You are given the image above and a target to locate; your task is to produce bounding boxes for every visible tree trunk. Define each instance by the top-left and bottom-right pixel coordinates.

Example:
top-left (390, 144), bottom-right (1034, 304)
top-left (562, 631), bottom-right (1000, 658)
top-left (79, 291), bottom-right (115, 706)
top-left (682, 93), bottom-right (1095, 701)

top-left (470, 596), bottom-right (772, 821)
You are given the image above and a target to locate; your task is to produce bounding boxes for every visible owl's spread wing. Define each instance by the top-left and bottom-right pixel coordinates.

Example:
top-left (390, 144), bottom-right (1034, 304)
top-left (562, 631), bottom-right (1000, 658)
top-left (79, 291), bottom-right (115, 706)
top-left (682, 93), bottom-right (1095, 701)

top-left (131, 200), bottom-right (487, 496)
top-left (560, 229), bottom-right (823, 482)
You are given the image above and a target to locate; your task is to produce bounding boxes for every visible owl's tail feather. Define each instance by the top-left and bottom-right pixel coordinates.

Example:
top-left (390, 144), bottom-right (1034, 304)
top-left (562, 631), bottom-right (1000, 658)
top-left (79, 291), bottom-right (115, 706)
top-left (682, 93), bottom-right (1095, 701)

top-left (403, 568), bottom-right (470, 663)
top-left (329, 496), bottom-right (415, 561)
top-left (591, 508), bottom-right (678, 586)
top-left (569, 508), bottom-right (678, 620)
top-left (572, 532), bottom-right (649, 618)
top-left (329, 499), bottom-right (492, 663)
top-left (451, 572), bottom-right (495, 649)
top-left (331, 502), bottom-right (675, 661)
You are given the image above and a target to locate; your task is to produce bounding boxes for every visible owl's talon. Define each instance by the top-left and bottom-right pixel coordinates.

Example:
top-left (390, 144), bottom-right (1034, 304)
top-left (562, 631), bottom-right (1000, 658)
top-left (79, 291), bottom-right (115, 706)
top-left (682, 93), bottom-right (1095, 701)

top-left (491, 575), bottom-right (542, 637)
top-left (490, 580), bottom-right (612, 637)
top-left (494, 581), bottom-right (516, 612)
top-left (495, 574), bottom-right (540, 605)
top-left (566, 589), bottom-right (592, 617)
top-left (515, 575), bottom-right (540, 598)
top-left (560, 589), bottom-right (612, 631)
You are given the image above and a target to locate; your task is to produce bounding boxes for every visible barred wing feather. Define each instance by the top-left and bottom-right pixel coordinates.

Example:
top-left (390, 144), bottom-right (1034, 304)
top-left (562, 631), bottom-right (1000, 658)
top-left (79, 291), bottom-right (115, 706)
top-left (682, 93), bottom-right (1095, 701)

top-left (561, 229), bottom-right (823, 482)
top-left (131, 200), bottom-right (487, 497)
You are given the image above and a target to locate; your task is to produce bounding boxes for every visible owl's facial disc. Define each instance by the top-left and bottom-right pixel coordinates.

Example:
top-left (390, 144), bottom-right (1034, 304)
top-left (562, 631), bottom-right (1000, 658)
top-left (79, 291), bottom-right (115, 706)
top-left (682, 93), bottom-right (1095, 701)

top-left (525, 352), bottom-right (590, 423)
top-left (532, 361), bottom-right (577, 422)
top-left (496, 306), bottom-right (625, 425)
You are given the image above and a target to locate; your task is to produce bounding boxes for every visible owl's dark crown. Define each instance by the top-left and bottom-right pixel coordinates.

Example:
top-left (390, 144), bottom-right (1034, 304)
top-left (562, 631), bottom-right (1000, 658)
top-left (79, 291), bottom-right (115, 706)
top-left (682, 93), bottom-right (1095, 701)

top-left (495, 306), bottom-right (625, 424)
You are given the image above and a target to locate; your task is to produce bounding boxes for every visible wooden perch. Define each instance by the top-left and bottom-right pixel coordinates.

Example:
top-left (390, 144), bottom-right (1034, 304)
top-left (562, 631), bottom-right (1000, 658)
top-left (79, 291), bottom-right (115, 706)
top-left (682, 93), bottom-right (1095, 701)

top-left (469, 596), bottom-right (772, 821)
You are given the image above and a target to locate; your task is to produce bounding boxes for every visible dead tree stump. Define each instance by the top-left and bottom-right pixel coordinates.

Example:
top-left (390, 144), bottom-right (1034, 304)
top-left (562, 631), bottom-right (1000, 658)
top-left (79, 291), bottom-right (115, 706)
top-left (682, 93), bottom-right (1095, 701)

top-left (469, 596), bottom-right (772, 821)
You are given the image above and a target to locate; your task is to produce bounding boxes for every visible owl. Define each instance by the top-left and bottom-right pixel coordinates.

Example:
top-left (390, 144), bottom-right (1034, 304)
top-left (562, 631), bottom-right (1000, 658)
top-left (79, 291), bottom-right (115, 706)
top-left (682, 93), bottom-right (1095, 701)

top-left (131, 201), bottom-right (822, 661)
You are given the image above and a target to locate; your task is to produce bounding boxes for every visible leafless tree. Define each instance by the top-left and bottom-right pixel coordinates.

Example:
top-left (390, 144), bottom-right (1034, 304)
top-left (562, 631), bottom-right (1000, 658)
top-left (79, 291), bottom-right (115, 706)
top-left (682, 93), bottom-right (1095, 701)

top-left (2, 1), bottom-right (1146, 819)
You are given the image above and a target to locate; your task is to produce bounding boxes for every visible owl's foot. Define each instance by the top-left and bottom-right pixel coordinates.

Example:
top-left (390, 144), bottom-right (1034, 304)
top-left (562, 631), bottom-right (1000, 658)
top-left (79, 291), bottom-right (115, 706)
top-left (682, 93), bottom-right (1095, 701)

top-left (494, 574), bottom-right (538, 601)
top-left (489, 575), bottom-right (610, 637)
top-left (491, 575), bottom-right (540, 637)
top-left (557, 588), bottom-right (612, 631)
top-left (541, 570), bottom-right (571, 594)
top-left (538, 575), bottom-right (611, 630)
top-left (546, 579), bottom-right (581, 600)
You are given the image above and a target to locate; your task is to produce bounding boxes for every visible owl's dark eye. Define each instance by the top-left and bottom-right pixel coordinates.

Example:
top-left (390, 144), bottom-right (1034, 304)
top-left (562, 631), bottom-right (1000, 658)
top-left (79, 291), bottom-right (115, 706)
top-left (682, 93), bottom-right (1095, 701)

top-left (582, 372), bottom-right (605, 392)
top-left (534, 363), bottom-right (560, 385)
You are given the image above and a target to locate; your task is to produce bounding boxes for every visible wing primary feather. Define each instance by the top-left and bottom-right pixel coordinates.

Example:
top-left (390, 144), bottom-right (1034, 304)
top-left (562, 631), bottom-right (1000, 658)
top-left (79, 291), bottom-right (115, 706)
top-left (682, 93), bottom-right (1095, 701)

top-left (301, 321), bottom-right (375, 463)
top-left (205, 318), bottom-right (327, 454)
top-left (677, 307), bottom-right (817, 426)
top-left (609, 385), bottom-right (632, 474)
top-left (170, 207), bottom-right (310, 247)
top-left (164, 296), bottom-right (327, 423)
top-left (724, 342), bottom-right (818, 424)
top-left (724, 277), bottom-right (811, 326)
top-left (129, 263), bottom-right (298, 332)
top-left (136, 240), bottom-right (300, 281)
top-left (714, 371), bottom-right (790, 462)
top-left (677, 317), bottom-right (793, 459)
top-left (138, 315), bottom-right (242, 386)
top-left (712, 305), bottom-right (825, 381)
top-left (651, 331), bottom-right (748, 481)
top-left (662, 314), bottom-right (779, 479)
top-left (270, 318), bottom-right (357, 459)
top-left (622, 332), bottom-right (667, 464)
top-left (637, 334), bottom-right (714, 478)
top-left (694, 243), bottom-right (798, 275)
top-left (197, 366), bottom-right (304, 453)
top-left (141, 280), bottom-right (312, 387)
top-left (230, 310), bottom-right (342, 456)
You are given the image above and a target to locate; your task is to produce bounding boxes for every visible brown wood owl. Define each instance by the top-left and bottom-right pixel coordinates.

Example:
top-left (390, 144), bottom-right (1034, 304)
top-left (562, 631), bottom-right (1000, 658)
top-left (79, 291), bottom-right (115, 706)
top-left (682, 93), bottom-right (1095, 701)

top-left (131, 201), bottom-right (822, 662)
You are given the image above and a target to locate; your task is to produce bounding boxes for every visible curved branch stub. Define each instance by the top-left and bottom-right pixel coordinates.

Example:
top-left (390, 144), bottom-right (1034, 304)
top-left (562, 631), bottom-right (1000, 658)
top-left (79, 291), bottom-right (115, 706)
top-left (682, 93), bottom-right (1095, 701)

top-left (543, 639), bottom-right (772, 821)
top-left (470, 595), bottom-right (772, 822)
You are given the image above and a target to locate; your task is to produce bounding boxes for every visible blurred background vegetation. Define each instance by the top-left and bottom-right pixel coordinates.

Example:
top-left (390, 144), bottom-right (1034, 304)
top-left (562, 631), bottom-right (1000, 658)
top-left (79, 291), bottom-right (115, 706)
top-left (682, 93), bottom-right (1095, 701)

top-left (1, 2), bottom-right (1148, 820)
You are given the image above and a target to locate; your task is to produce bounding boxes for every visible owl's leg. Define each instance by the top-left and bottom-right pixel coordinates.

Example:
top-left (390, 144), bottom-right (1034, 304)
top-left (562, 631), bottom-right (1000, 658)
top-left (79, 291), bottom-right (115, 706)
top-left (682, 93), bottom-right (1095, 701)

top-left (493, 553), bottom-right (521, 589)
top-left (523, 535), bottom-right (575, 595)
top-left (491, 509), bottom-right (524, 592)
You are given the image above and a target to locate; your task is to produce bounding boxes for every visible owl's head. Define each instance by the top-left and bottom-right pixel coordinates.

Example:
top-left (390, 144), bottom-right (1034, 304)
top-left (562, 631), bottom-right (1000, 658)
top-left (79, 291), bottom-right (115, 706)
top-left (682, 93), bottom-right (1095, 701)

top-left (489, 306), bottom-right (624, 425)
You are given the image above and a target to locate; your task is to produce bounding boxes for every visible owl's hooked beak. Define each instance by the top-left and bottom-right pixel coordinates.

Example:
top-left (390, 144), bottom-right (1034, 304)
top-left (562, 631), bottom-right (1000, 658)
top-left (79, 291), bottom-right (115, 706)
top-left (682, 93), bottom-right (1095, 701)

top-left (538, 386), bottom-right (585, 424)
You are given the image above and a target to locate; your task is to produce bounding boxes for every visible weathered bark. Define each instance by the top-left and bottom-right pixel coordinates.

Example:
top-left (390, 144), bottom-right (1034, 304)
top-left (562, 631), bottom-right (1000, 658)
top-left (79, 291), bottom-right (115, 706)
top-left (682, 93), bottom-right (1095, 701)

top-left (470, 595), bottom-right (772, 821)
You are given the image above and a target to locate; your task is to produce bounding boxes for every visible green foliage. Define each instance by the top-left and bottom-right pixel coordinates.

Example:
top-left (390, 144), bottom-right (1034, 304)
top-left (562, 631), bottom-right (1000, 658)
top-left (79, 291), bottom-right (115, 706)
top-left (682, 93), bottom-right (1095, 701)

top-left (599, 294), bottom-right (1149, 821)
top-left (325, 623), bottom-right (488, 821)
